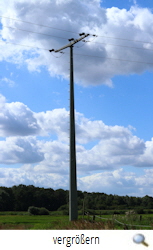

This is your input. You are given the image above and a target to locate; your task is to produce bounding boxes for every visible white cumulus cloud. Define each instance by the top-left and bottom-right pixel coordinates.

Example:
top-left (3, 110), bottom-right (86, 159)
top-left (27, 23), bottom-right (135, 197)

top-left (0, 94), bottom-right (153, 195)
top-left (0, 94), bottom-right (41, 136)
top-left (0, 1), bottom-right (153, 86)
top-left (0, 136), bottom-right (44, 164)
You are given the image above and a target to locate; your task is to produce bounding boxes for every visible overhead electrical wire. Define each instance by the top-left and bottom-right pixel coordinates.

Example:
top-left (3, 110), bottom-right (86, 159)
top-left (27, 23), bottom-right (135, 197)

top-left (0, 40), bottom-right (48, 51)
top-left (1, 15), bottom-right (153, 45)
top-left (1, 16), bottom-right (153, 65)
top-left (97, 34), bottom-right (153, 45)
top-left (2, 25), bottom-right (69, 40)
top-left (0, 15), bottom-right (79, 34)
top-left (2, 25), bottom-right (153, 53)
top-left (89, 41), bottom-right (153, 52)
top-left (73, 52), bottom-right (153, 65)
top-left (1, 39), bottom-right (153, 66)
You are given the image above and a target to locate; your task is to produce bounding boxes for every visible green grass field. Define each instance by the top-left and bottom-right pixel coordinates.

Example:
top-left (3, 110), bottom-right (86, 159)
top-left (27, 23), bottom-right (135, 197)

top-left (0, 211), bottom-right (153, 229)
top-left (0, 212), bottom-right (69, 229)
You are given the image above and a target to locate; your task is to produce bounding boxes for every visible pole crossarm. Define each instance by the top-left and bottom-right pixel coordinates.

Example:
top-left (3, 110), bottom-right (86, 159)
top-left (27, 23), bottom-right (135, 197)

top-left (50, 33), bottom-right (89, 53)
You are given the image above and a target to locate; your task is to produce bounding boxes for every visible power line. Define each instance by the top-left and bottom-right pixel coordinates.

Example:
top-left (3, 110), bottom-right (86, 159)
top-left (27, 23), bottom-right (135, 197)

top-left (1, 39), bottom-right (153, 65)
top-left (82, 39), bottom-right (153, 52)
top-left (2, 25), bottom-right (69, 40)
top-left (73, 52), bottom-right (153, 65)
top-left (0, 15), bottom-right (79, 34)
top-left (1, 15), bottom-right (153, 45)
top-left (97, 34), bottom-right (153, 45)
top-left (2, 25), bottom-right (153, 53)
top-left (0, 40), bottom-right (48, 51)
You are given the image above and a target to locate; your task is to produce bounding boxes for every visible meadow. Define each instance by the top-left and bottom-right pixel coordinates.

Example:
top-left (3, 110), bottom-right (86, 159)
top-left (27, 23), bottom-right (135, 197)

top-left (0, 210), bottom-right (153, 229)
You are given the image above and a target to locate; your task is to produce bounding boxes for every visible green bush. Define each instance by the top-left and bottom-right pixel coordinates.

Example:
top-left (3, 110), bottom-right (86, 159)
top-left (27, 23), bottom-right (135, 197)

top-left (57, 204), bottom-right (69, 215)
top-left (57, 204), bottom-right (68, 211)
top-left (28, 206), bottom-right (40, 215)
top-left (39, 207), bottom-right (50, 215)
top-left (28, 206), bottom-right (49, 215)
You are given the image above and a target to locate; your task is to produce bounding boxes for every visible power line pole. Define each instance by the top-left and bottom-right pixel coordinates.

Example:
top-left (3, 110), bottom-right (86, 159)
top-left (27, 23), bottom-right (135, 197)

top-left (49, 33), bottom-right (89, 221)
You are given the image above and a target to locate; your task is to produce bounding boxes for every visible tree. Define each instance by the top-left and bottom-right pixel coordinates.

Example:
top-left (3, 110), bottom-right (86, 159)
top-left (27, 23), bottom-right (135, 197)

top-left (12, 184), bottom-right (35, 211)
top-left (142, 195), bottom-right (153, 209)
top-left (0, 188), bottom-right (14, 211)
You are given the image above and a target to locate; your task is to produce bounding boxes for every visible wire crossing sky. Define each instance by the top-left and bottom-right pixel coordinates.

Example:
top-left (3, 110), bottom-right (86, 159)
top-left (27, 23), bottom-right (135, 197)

top-left (0, 0), bottom-right (153, 197)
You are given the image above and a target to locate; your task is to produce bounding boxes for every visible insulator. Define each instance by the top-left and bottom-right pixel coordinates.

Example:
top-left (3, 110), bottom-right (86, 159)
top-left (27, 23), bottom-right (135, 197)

top-left (79, 32), bottom-right (85, 36)
top-left (68, 38), bottom-right (74, 41)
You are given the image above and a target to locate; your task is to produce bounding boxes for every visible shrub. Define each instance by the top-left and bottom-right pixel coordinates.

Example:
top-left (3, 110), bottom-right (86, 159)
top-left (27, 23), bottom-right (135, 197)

top-left (39, 207), bottom-right (50, 215)
top-left (57, 204), bottom-right (69, 215)
top-left (28, 206), bottom-right (49, 215)
top-left (57, 204), bottom-right (68, 211)
top-left (28, 206), bottom-right (40, 215)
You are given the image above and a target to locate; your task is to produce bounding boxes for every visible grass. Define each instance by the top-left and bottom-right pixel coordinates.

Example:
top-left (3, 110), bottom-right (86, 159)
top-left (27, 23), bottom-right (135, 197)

top-left (92, 213), bottom-right (153, 230)
top-left (0, 216), bottom-right (114, 230)
top-left (0, 212), bottom-right (113, 230)
top-left (0, 211), bottom-right (153, 229)
top-left (0, 213), bottom-right (69, 229)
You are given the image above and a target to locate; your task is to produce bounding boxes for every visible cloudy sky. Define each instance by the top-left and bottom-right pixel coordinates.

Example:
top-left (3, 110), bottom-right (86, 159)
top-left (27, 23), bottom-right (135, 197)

top-left (0, 0), bottom-right (153, 197)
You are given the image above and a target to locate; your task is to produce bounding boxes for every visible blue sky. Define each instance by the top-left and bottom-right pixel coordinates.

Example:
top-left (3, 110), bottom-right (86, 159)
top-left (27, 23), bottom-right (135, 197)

top-left (0, 0), bottom-right (153, 196)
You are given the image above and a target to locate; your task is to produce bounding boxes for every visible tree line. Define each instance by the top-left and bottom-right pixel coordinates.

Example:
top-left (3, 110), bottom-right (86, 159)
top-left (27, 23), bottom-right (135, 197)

top-left (0, 184), bottom-right (153, 211)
